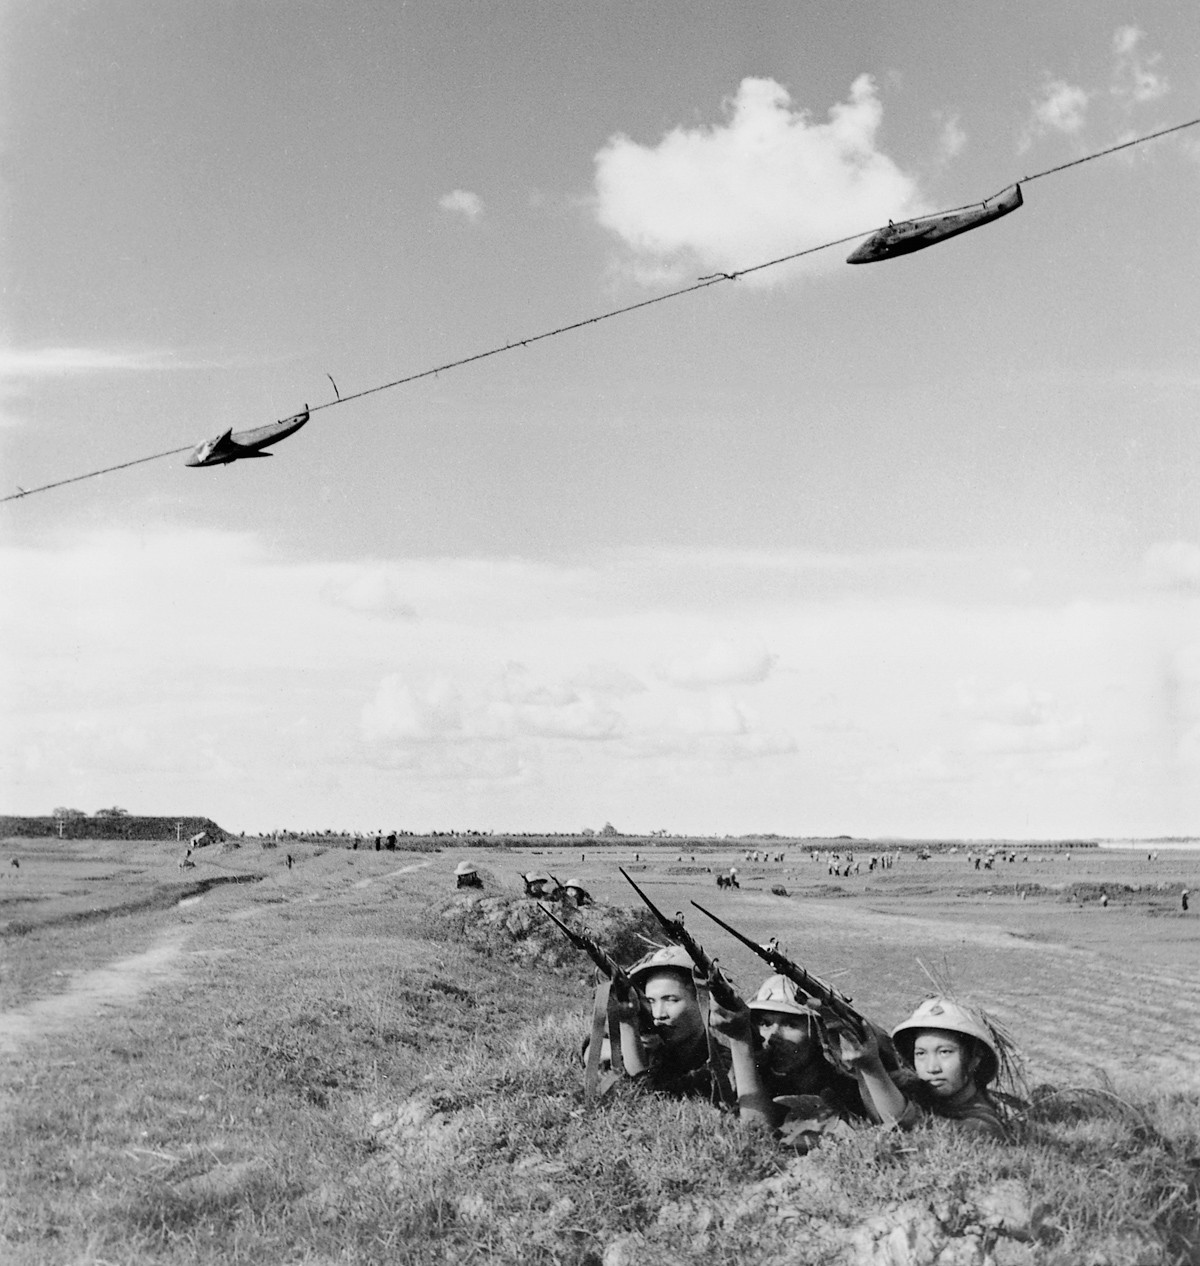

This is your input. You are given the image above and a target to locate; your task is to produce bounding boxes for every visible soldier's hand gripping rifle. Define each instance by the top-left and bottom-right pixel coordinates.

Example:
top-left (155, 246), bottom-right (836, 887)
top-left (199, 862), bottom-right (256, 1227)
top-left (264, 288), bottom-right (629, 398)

top-left (618, 868), bottom-right (742, 1011)
top-left (690, 900), bottom-right (899, 1068)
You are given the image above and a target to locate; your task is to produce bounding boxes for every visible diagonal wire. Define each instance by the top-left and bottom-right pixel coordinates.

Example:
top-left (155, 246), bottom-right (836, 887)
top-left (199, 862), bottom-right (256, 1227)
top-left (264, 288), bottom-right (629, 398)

top-left (5, 114), bottom-right (1198, 506)
top-left (2, 445), bottom-right (194, 502)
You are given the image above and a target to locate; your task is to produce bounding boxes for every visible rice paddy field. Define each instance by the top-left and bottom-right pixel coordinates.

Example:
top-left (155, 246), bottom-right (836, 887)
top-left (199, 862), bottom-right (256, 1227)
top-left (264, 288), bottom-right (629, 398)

top-left (1, 833), bottom-right (1197, 1264)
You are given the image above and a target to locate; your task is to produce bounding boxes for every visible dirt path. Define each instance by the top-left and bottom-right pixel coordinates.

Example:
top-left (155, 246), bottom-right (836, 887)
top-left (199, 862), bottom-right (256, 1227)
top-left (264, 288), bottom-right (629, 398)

top-left (0, 925), bottom-right (189, 1060)
top-left (351, 859), bottom-right (433, 889)
top-left (0, 858), bottom-right (437, 1062)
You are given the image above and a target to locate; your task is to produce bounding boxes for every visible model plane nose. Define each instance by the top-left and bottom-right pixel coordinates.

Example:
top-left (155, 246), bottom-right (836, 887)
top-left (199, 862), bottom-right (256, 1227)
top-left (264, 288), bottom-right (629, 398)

top-left (185, 441), bottom-right (217, 467)
top-left (845, 237), bottom-right (878, 264)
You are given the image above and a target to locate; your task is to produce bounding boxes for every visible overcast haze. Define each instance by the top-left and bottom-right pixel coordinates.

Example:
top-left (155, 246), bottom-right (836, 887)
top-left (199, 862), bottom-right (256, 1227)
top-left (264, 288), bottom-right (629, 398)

top-left (2, 2), bottom-right (1198, 837)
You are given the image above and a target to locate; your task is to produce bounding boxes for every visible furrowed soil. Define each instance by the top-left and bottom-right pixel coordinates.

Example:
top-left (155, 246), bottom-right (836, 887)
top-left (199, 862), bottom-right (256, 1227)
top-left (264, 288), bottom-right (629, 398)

top-left (1, 835), bottom-right (1198, 1264)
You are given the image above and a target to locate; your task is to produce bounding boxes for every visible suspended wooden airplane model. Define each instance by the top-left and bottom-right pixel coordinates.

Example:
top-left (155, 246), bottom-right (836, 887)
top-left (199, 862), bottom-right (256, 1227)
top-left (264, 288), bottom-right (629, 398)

top-left (846, 183), bottom-right (1023, 264)
top-left (185, 406), bottom-right (310, 467)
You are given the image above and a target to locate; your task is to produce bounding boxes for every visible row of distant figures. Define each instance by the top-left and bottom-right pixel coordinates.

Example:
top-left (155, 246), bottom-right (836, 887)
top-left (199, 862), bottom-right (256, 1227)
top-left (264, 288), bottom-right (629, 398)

top-left (453, 862), bottom-right (593, 907)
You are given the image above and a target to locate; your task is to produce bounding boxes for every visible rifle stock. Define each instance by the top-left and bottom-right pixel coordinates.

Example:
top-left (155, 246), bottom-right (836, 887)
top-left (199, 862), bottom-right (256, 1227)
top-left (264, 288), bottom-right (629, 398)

top-left (618, 868), bottom-right (742, 1011)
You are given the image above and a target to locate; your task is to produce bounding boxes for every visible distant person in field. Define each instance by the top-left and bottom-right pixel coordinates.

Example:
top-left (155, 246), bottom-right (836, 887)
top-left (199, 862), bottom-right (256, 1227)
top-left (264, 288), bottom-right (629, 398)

top-left (709, 975), bottom-right (866, 1135)
top-left (613, 946), bottom-right (728, 1102)
top-left (837, 998), bottom-right (1009, 1140)
top-left (1183, 890), bottom-right (1189, 913)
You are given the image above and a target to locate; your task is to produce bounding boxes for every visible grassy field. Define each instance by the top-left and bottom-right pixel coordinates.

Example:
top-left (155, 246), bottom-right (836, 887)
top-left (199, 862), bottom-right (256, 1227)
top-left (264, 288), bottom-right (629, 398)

top-left (1, 835), bottom-right (1198, 1264)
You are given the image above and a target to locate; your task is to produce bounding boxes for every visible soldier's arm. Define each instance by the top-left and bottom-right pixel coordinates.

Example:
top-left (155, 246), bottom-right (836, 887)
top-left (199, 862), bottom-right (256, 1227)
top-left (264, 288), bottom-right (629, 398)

top-left (836, 1028), bottom-right (913, 1127)
top-left (610, 976), bottom-right (649, 1076)
top-left (709, 997), bottom-right (776, 1127)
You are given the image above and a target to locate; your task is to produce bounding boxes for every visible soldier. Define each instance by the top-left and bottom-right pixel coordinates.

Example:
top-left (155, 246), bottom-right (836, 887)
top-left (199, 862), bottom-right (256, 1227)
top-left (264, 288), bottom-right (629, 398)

top-left (454, 861), bottom-right (483, 889)
top-left (711, 976), bottom-right (868, 1134)
top-left (522, 871), bottom-right (549, 898)
top-left (563, 878), bottom-right (593, 907)
top-left (837, 997), bottom-right (1008, 1140)
top-left (614, 946), bottom-right (728, 1102)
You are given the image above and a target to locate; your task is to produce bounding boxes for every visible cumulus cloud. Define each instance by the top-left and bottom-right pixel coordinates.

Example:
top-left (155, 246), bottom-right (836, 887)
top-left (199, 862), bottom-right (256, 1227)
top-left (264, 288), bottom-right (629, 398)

top-left (593, 74), bottom-right (924, 286)
top-left (1111, 26), bottom-right (1168, 107)
top-left (958, 681), bottom-right (1089, 756)
top-left (326, 565), bottom-right (418, 618)
top-left (439, 189), bottom-right (485, 222)
top-left (1023, 79), bottom-right (1090, 148)
top-left (657, 638), bottom-right (776, 689)
top-left (569, 661), bottom-right (648, 696)
top-left (361, 664), bottom-right (620, 747)
top-left (1143, 541), bottom-right (1200, 592)
top-left (362, 675), bottom-right (467, 743)
top-left (934, 114), bottom-right (967, 164)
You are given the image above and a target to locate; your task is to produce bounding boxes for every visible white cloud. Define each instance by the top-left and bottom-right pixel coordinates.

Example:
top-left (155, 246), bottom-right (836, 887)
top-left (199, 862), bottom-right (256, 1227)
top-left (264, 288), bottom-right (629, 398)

top-left (1023, 80), bottom-right (1090, 148)
top-left (593, 74), bottom-right (924, 286)
top-left (935, 114), bottom-right (967, 164)
top-left (0, 346), bottom-right (185, 379)
top-left (439, 189), bottom-right (485, 222)
top-left (569, 661), bottom-right (647, 697)
top-left (1143, 541), bottom-right (1200, 592)
top-left (1111, 26), bottom-right (1168, 107)
top-left (361, 663), bottom-right (620, 748)
top-left (362, 675), bottom-right (467, 743)
top-left (4, 527), bottom-right (1197, 834)
top-left (326, 565), bottom-right (418, 617)
top-left (657, 638), bottom-right (776, 688)
top-left (958, 681), bottom-right (1090, 756)
top-left (862, 747), bottom-right (962, 786)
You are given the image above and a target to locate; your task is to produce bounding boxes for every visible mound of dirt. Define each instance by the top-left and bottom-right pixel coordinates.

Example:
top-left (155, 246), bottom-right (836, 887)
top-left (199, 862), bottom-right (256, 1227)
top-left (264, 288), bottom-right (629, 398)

top-left (608, 1172), bottom-right (1059, 1265)
top-left (1059, 882), bottom-right (1136, 903)
top-left (437, 894), bottom-right (660, 970)
top-left (961, 884), bottom-right (1053, 898)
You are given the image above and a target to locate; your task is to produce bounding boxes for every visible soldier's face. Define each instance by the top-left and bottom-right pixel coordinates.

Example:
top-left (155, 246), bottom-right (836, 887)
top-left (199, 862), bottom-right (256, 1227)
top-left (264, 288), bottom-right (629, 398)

top-left (755, 1009), bottom-right (818, 1076)
top-left (643, 973), bottom-right (703, 1045)
top-left (912, 1029), bottom-right (977, 1098)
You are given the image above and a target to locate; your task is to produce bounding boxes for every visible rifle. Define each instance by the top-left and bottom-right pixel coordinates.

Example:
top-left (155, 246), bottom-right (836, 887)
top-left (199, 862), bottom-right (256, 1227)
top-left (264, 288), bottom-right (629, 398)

top-left (539, 902), bottom-right (644, 1101)
top-left (538, 902), bottom-right (632, 993)
top-left (618, 868), bottom-right (742, 1011)
top-left (690, 900), bottom-right (876, 1045)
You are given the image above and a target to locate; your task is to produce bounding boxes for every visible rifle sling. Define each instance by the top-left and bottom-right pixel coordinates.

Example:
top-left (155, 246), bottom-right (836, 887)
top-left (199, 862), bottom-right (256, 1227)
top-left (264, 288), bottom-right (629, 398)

top-left (606, 987), bottom-right (626, 1078)
top-left (584, 977), bottom-right (611, 1104)
top-left (694, 981), bottom-right (737, 1111)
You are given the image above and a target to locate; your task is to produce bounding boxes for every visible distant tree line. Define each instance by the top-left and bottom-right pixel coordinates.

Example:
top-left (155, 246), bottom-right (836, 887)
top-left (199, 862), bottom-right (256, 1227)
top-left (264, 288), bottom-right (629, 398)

top-left (0, 814), bottom-right (227, 842)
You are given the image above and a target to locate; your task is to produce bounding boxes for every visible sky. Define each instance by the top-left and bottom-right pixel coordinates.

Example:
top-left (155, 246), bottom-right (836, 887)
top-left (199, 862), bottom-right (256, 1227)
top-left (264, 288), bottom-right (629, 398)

top-left (1, 1), bottom-right (1198, 838)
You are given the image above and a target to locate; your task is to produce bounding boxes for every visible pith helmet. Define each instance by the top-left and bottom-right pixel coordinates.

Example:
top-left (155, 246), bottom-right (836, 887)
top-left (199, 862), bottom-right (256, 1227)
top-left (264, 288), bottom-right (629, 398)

top-left (891, 998), bottom-right (999, 1087)
top-left (747, 974), bottom-right (817, 1019)
top-left (628, 945), bottom-right (697, 990)
top-left (565, 878), bottom-right (584, 890)
top-left (454, 861), bottom-right (477, 876)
